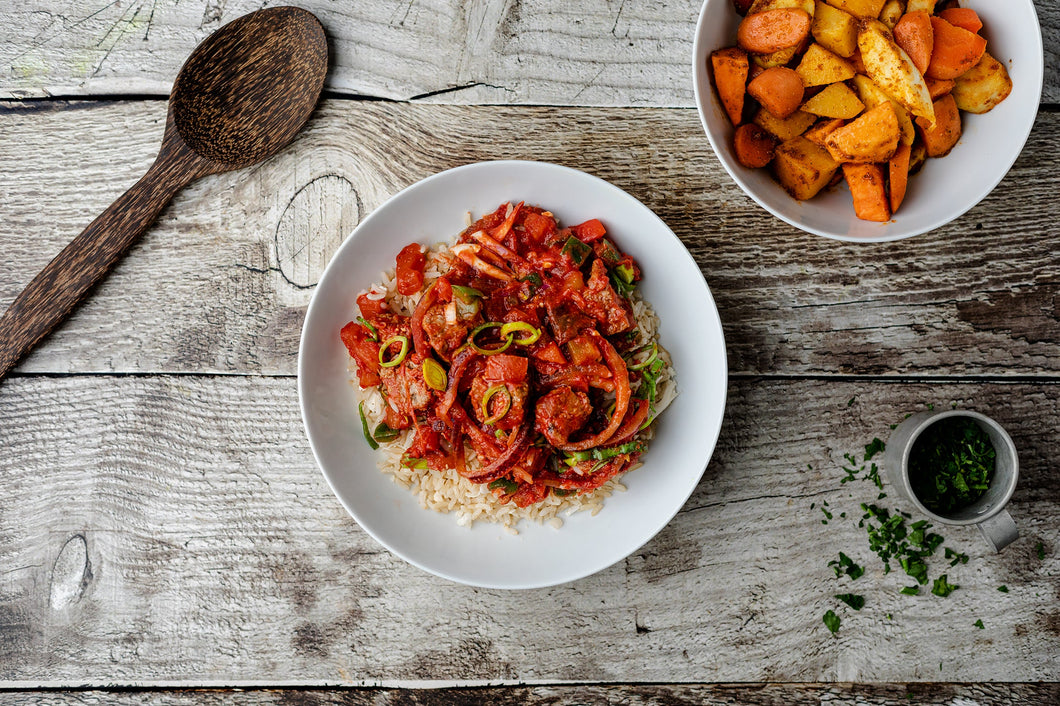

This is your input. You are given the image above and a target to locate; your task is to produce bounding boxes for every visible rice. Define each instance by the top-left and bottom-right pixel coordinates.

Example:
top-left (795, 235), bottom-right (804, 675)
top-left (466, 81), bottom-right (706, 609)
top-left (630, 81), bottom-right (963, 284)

top-left (350, 231), bottom-right (676, 533)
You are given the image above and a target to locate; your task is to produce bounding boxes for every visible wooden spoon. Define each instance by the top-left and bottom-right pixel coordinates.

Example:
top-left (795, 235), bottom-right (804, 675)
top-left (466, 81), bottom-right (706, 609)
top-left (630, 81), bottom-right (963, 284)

top-left (0, 6), bottom-right (328, 380)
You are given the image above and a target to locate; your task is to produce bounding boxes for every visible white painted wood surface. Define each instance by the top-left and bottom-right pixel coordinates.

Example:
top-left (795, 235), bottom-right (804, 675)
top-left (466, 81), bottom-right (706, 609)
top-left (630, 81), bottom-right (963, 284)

top-left (1, 0), bottom-right (1059, 701)
top-left (1, 377), bottom-right (1057, 685)
top-left (1, 101), bottom-right (1058, 377)
top-left (1, 0), bottom-right (1057, 104)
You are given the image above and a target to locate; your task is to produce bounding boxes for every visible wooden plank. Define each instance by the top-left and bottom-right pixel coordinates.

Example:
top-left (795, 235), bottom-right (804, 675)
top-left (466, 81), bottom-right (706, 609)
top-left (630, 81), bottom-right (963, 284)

top-left (3, 684), bottom-right (1060, 705)
top-left (0, 100), bottom-right (1058, 378)
top-left (1, 375), bottom-right (1056, 684)
top-left (0, 0), bottom-right (1056, 105)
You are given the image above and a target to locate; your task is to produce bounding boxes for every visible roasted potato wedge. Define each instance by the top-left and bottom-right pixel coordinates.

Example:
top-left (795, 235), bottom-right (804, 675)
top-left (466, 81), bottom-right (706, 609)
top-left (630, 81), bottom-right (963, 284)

top-left (801, 82), bottom-right (866, 118)
top-left (822, 0), bottom-right (885, 18)
top-left (856, 20), bottom-right (935, 122)
top-left (796, 43), bottom-right (857, 85)
top-left (811, 1), bottom-right (858, 57)
top-left (772, 136), bottom-right (840, 199)
top-left (951, 51), bottom-right (1013, 114)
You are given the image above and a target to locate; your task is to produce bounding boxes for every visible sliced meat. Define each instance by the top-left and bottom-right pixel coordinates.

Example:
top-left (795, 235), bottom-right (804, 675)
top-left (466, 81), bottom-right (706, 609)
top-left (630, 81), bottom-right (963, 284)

top-left (421, 302), bottom-right (475, 359)
top-left (533, 385), bottom-right (592, 446)
top-left (582, 258), bottom-right (635, 335)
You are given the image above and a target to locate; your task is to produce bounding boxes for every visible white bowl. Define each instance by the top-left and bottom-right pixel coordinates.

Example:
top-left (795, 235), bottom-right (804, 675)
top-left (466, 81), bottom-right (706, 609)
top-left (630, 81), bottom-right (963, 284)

top-left (298, 161), bottom-right (728, 588)
top-left (691, 0), bottom-right (1044, 242)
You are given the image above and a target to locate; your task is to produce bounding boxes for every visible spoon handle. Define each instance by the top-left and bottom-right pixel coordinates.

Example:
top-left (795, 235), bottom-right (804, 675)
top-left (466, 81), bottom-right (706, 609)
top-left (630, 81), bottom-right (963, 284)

top-left (0, 151), bottom-right (202, 380)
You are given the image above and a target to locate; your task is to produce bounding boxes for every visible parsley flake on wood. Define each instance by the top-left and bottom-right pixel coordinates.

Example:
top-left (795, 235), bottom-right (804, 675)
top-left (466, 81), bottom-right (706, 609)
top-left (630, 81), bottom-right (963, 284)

top-left (835, 593), bottom-right (865, 610)
top-left (997, 585), bottom-right (1009, 593)
top-left (828, 552), bottom-right (865, 581)
top-left (974, 619), bottom-right (985, 629)
top-left (1036, 542), bottom-right (1046, 560)
top-left (931, 574), bottom-right (959, 597)
top-left (900, 585), bottom-right (919, 595)
top-left (823, 609), bottom-right (841, 634)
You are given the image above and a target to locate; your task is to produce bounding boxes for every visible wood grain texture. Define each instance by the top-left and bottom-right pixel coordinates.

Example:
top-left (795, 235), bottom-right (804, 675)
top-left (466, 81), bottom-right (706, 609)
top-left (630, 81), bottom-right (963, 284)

top-left (0, 100), bottom-right (1057, 378)
top-left (1, 375), bottom-right (1056, 685)
top-left (0, 0), bottom-right (1056, 105)
top-left (2, 684), bottom-right (1060, 705)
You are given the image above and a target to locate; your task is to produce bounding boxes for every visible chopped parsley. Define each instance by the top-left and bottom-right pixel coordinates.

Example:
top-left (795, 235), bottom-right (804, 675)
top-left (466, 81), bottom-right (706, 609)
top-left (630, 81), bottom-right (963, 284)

top-left (1036, 542), bottom-right (1046, 560)
top-left (900, 585), bottom-right (919, 596)
top-left (823, 609), bottom-right (841, 634)
top-left (864, 438), bottom-right (886, 460)
top-left (997, 585), bottom-right (1009, 593)
top-left (931, 574), bottom-right (959, 597)
top-left (909, 417), bottom-right (995, 514)
top-left (835, 593), bottom-right (865, 610)
top-left (828, 552), bottom-right (865, 581)
top-left (974, 619), bottom-right (985, 629)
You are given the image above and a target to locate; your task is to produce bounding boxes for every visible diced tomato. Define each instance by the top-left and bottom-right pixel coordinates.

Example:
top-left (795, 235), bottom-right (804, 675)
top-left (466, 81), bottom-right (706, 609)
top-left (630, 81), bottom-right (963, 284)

top-left (407, 424), bottom-right (442, 458)
top-left (339, 321), bottom-right (381, 388)
top-left (357, 292), bottom-right (389, 321)
top-left (395, 243), bottom-right (426, 296)
top-left (485, 354), bottom-right (529, 384)
top-left (433, 276), bottom-right (452, 302)
top-left (521, 211), bottom-right (554, 244)
top-left (571, 218), bottom-right (606, 243)
top-left (532, 341), bottom-right (567, 365)
top-left (566, 334), bottom-right (601, 366)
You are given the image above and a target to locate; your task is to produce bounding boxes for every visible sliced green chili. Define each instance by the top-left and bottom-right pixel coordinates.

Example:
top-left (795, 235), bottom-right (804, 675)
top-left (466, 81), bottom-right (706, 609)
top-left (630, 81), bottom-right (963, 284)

top-left (482, 384), bottom-right (511, 424)
top-left (468, 322), bottom-right (513, 355)
top-left (372, 423), bottom-right (400, 444)
top-left (358, 401), bottom-right (379, 450)
top-left (627, 342), bottom-right (659, 371)
top-left (500, 321), bottom-right (542, 345)
top-left (422, 357), bottom-right (448, 391)
top-left (356, 316), bottom-right (379, 341)
top-left (378, 335), bottom-right (409, 368)
top-left (451, 284), bottom-right (483, 300)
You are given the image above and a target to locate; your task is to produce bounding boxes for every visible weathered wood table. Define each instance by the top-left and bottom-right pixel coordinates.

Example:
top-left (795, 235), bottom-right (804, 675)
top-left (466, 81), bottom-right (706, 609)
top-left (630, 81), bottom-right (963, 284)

top-left (1, 1), bottom-right (1058, 703)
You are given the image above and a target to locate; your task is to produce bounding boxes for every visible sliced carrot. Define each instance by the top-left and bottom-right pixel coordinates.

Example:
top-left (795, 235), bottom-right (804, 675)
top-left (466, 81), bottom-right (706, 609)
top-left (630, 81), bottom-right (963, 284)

top-left (843, 163), bottom-right (891, 222)
top-left (711, 47), bottom-right (750, 126)
top-left (925, 76), bottom-right (956, 100)
top-left (888, 142), bottom-right (912, 213)
top-left (737, 9), bottom-right (812, 55)
top-left (915, 93), bottom-right (962, 157)
top-left (893, 11), bottom-right (934, 77)
top-left (938, 7), bottom-right (982, 34)
top-left (733, 123), bottom-right (778, 168)
top-left (926, 16), bottom-right (987, 80)
top-left (747, 67), bottom-right (805, 119)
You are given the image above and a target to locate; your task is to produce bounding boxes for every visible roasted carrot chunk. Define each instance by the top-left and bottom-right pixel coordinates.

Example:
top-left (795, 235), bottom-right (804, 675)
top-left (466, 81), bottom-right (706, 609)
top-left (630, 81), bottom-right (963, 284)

top-left (888, 142), bottom-right (912, 213)
top-left (916, 93), bottom-right (962, 157)
top-left (925, 77), bottom-right (956, 100)
top-left (711, 47), bottom-right (750, 125)
top-left (843, 163), bottom-right (890, 222)
top-left (893, 11), bottom-right (934, 77)
top-left (733, 123), bottom-right (778, 168)
top-left (737, 9), bottom-right (812, 55)
top-left (938, 7), bottom-right (982, 34)
top-left (747, 67), bottom-right (805, 119)
top-left (926, 16), bottom-right (987, 80)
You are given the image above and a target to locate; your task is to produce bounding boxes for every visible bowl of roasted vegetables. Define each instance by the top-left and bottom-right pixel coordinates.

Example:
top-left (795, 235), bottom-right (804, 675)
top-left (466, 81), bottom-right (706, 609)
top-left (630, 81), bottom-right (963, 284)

top-left (692, 0), bottom-right (1043, 242)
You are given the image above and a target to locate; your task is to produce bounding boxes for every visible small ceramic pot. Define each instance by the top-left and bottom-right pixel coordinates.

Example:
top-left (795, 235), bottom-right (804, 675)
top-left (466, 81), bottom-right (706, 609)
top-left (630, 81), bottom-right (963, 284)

top-left (883, 410), bottom-right (1019, 552)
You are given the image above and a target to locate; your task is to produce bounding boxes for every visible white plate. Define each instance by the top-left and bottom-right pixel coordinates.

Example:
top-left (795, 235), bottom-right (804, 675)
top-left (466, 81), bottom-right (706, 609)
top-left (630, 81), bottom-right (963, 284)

top-left (692, 0), bottom-right (1044, 242)
top-left (298, 160), bottom-right (728, 589)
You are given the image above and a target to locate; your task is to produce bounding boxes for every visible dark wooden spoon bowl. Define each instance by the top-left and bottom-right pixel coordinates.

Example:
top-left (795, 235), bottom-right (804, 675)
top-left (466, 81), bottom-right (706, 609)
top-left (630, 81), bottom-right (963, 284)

top-left (0, 6), bottom-right (327, 380)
